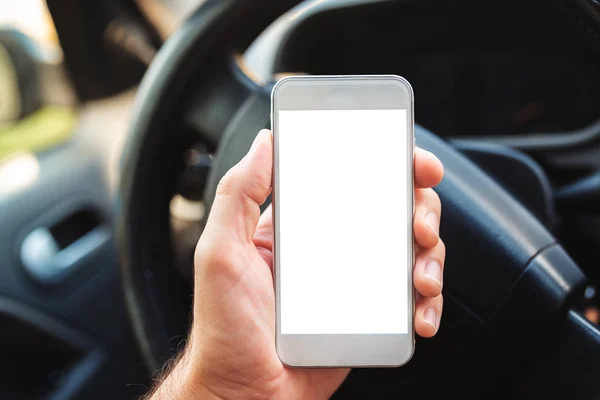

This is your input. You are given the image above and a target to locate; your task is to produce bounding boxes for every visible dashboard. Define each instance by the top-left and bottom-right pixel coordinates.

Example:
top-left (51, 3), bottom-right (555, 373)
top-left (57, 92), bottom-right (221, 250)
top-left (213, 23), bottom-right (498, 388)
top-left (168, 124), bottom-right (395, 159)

top-left (405, 49), bottom-right (600, 138)
top-left (248, 0), bottom-right (600, 139)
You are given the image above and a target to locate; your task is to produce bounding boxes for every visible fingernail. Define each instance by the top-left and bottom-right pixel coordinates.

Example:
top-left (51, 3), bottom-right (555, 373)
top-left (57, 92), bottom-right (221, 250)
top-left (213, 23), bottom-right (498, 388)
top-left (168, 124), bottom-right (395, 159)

top-left (424, 307), bottom-right (438, 329)
top-left (425, 211), bottom-right (439, 236)
top-left (424, 260), bottom-right (442, 287)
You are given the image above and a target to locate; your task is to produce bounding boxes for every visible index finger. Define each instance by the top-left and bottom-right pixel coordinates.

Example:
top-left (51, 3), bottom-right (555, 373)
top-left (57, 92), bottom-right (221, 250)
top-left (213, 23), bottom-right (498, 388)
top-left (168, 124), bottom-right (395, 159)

top-left (415, 147), bottom-right (444, 188)
top-left (253, 203), bottom-right (273, 251)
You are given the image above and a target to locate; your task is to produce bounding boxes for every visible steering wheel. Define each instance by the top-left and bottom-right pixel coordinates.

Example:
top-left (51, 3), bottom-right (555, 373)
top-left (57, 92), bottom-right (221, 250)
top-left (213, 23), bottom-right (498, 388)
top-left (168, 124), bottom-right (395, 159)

top-left (118, 0), bottom-right (587, 396)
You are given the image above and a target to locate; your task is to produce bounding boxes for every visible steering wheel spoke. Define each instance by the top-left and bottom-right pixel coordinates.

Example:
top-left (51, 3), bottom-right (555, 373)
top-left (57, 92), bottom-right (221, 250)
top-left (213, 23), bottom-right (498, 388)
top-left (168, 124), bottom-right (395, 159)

top-left (178, 55), bottom-right (275, 214)
top-left (183, 55), bottom-right (270, 150)
top-left (174, 55), bottom-right (269, 204)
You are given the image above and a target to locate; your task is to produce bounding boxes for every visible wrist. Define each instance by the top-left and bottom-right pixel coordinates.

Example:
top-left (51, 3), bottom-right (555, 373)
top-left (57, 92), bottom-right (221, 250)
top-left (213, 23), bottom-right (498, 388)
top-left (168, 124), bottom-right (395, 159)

top-left (147, 347), bottom-right (222, 400)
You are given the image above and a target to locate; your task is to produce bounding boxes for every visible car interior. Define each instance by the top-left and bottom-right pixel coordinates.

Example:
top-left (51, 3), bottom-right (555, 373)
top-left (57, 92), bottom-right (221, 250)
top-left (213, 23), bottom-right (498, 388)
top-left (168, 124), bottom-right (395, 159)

top-left (1, 0), bottom-right (600, 398)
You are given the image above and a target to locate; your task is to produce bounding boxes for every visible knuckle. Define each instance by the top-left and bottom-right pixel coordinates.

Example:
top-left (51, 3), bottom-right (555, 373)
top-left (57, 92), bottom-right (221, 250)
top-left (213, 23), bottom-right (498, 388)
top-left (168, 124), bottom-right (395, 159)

top-left (415, 187), bottom-right (427, 203)
top-left (215, 164), bottom-right (271, 206)
top-left (416, 188), bottom-right (442, 216)
top-left (245, 171), bottom-right (271, 205)
top-left (215, 168), bottom-right (241, 198)
top-left (257, 167), bottom-right (272, 199)
top-left (436, 239), bottom-right (446, 260)
top-left (195, 239), bottom-right (233, 273)
top-left (437, 294), bottom-right (444, 311)
top-left (428, 188), bottom-right (442, 214)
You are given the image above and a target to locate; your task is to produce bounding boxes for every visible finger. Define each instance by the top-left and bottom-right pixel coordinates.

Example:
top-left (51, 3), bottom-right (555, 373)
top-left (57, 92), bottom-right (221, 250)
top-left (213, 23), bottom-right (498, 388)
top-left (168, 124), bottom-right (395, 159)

top-left (203, 129), bottom-right (273, 244)
top-left (414, 188), bottom-right (442, 248)
top-left (415, 294), bottom-right (443, 338)
top-left (253, 204), bottom-right (274, 269)
top-left (254, 204), bottom-right (273, 250)
top-left (414, 239), bottom-right (446, 298)
top-left (255, 203), bottom-right (273, 237)
top-left (415, 148), bottom-right (444, 189)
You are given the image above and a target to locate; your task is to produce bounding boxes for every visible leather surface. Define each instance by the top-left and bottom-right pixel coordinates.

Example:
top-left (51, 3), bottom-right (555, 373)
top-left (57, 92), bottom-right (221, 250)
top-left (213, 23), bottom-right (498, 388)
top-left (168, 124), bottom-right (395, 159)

top-left (453, 140), bottom-right (556, 228)
top-left (516, 310), bottom-right (600, 399)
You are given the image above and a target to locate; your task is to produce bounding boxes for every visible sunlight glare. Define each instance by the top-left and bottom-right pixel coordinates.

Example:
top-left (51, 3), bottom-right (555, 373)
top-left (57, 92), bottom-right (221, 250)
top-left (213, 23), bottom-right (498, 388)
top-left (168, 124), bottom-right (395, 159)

top-left (0, 153), bottom-right (40, 195)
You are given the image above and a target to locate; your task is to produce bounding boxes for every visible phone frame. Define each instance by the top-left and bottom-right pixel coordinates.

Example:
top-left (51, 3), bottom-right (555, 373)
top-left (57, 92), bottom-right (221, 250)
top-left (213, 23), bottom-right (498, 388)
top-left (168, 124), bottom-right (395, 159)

top-left (271, 75), bottom-right (415, 367)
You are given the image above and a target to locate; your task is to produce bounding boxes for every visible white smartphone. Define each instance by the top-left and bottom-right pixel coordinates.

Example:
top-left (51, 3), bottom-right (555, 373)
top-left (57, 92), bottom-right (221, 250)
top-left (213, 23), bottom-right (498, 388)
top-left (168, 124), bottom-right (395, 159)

top-left (271, 75), bottom-right (414, 368)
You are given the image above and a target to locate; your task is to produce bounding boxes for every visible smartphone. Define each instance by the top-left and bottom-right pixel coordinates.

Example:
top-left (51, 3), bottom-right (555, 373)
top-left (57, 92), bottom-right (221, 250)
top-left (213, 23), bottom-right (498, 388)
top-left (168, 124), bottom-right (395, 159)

top-left (271, 75), bottom-right (415, 367)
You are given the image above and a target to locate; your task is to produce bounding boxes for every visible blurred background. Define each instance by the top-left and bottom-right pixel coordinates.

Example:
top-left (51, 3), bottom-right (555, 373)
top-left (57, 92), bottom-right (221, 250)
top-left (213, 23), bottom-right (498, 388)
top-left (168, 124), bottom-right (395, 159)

top-left (2, 0), bottom-right (600, 399)
top-left (0, 1), bottom-right (207, 398)
top-left (0, 0), bottom-right (75, 161)
top-left (0, 0), bottom-right (203, 164)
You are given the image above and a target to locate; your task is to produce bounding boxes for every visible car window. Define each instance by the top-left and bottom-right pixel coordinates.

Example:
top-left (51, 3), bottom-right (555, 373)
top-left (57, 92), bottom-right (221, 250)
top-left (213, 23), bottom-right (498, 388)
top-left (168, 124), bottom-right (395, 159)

top-left (0, 0), bottom-right (77, 161)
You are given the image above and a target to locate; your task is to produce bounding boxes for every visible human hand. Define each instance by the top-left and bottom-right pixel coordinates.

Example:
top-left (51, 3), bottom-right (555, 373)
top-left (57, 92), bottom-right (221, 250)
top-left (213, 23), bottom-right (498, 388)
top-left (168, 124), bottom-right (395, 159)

top-left (148, 129), bottom-right (445, 399)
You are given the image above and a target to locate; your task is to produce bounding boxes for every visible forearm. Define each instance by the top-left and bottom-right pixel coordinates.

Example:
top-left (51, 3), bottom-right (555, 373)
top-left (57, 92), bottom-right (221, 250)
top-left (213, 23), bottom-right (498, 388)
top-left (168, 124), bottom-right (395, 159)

top-left (143, 349), bottom-right (220, 400)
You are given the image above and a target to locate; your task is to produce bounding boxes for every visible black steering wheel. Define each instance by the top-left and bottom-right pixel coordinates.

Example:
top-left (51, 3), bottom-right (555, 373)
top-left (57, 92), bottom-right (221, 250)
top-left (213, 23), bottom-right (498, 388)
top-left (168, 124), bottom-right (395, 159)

top-left (118, 0), bottom-right (587, 396)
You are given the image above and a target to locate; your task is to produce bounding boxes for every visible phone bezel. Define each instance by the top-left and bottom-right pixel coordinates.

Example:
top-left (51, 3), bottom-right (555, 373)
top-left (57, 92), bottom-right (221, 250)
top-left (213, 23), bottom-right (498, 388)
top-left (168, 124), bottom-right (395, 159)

top-left (271, 75), bottom-right (415, 368)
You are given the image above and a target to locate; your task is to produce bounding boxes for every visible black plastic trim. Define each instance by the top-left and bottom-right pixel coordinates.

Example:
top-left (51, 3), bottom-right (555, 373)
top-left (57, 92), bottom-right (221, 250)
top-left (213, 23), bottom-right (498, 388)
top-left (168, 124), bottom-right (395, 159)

top-left (416, 125), bottom-right (556, 318)
top-left (0, 297), bottom-right (106, 400)
top-left (516, 310), bottom-right (600, 398)
top-left (453, 140), bottom-right (555, 227)
top-left (454, 117), bottom-right (600, 152)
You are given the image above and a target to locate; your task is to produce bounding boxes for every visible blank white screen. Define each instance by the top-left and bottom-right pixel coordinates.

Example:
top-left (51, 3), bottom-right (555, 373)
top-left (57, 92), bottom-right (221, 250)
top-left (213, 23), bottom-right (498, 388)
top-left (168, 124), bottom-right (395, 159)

top-left (279, 109), bottom-right (409, 334)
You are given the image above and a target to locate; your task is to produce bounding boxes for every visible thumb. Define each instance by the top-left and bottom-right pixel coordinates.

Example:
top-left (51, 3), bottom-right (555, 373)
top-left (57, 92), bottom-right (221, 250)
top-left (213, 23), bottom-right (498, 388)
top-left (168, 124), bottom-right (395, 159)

top-left (203, 129), bottom-right (273, 244)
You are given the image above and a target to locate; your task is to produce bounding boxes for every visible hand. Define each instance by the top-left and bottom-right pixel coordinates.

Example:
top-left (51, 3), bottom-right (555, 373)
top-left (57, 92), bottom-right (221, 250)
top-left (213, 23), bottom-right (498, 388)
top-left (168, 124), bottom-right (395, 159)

top-left (148, 129), bottom-right (445, 399)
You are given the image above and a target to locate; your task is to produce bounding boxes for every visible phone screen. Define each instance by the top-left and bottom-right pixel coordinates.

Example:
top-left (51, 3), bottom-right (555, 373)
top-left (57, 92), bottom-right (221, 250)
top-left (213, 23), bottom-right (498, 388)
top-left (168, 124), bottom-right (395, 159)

top-left (278, 109), bottom-right (410, 335)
